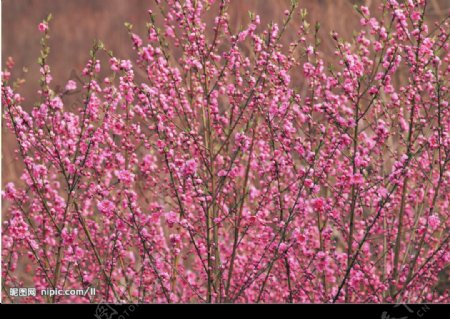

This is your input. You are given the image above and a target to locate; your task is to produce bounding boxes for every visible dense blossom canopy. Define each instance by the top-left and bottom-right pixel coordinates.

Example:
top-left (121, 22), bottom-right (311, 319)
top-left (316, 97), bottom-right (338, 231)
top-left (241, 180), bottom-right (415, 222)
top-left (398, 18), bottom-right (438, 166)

top-left (2, 0), bottom-right (449, 303)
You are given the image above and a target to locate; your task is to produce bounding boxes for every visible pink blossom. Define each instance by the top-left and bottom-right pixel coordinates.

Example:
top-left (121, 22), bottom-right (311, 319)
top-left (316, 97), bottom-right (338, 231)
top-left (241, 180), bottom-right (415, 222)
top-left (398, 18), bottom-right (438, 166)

top-left (115, 170), bottom-right (135, 186)
top-left (64, 80), bottom-right (77, 91)
top-left (50, 96), bottom-right (63, 110)
top-left (312, 198), bottom-right (325, 212)
top-left (3, 182), bottom-right (17, 200)
top-left (182, 159), bottom-right (197, 176)
top-left (131, 33), bottom-right (143, 47)
top-left (166, 211), bottom-right (178, 228)
top-left (428, 215), bottom-right (440, 231)
top-left (97, 200), bottom-right (116, 217)
top-left (38, 22), bottom-right (48, 32)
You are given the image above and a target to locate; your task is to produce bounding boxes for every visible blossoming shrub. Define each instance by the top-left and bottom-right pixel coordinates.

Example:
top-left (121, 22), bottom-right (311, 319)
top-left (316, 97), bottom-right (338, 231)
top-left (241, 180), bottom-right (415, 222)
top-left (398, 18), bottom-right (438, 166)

top-left (2, 0), bottom-right (449, 303)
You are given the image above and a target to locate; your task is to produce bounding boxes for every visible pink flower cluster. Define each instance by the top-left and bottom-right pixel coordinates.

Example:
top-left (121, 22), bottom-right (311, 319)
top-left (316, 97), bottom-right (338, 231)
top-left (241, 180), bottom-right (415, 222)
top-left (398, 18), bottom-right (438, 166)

top-left (2, 0), bottom-right (449, 303)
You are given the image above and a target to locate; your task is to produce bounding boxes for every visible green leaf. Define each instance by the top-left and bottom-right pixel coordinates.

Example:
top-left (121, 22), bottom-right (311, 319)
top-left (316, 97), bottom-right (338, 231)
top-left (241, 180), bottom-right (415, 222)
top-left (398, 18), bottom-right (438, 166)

top-left (124, 22), bottom-right (133, 31)
top-left (300, 8), bottom-right (307, 19)
top-left (315, 22), bottom-right (321, 32)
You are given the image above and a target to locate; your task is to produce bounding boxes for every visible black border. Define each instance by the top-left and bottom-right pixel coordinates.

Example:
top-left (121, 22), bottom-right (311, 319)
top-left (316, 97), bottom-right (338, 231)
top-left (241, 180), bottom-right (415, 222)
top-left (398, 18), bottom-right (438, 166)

top-left (0, 303), bottom-right (448, 319)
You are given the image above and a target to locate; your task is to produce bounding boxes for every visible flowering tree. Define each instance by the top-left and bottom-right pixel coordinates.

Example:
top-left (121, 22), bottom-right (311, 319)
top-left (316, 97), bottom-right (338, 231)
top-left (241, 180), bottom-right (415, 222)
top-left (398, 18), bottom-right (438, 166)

top-left (2, 0), bottom-right (449, 303)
